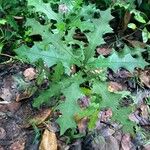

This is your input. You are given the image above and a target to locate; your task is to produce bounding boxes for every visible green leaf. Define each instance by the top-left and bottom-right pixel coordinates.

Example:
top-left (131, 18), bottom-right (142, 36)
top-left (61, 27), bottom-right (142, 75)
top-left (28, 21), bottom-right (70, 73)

top-left (56, 82), bottom-right (84, 135)
top-left (134, 13), bottom-right (146, 23)
top-left (33, 73), bottom-right (84, 108)
top-left (128, 23), bottom-right (136, 30)
top-left (78, 103), bottom-right (99, 129)
top-left (25, 19), bottom-right (82, 69)
top-left (52, 62), bottom-right (64, 82)
top-left (87, 52), bottom-right (148, 72)
top-left (0, 19), bottom-right (7, 25)
top-left (131, 10), bottom-right (146, 23)
top-left (33, 83), bottom-right (61, 108)
top-left (92, 80), bottom-right (136, 133)
top-left (27, 0), bottom-right (59, 21)
top-left (0, 44), bottom-right (3, 53)
top-left (142, 27), bottom-right (149, 43)
top-left (112, 106), bottom-right (136, 134)
top-left (85, 8), bottom-right (114, 61)
top-left (15, 44), bottom-right (72, 73)
top-left (92, 80), bottom-right (122, 111)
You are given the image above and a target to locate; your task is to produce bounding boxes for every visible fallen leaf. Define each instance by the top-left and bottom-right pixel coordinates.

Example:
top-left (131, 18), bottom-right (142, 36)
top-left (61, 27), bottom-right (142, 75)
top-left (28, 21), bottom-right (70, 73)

top-left (0, 127), bottom-right (6, 139)
top-left (10, 138), bottom-right (25, 150)
top-left (125, 39), bottom-right (147, 48)
top-left (129, 111), bottom-right (149, 125)
top-left (140, 104), bottom-right (149, 119)
top-left (39, 129), bottom-right (57, 150)
top-left (77, 117), bottom-right (88, 134)
top-left (92, 135), bottom-right (120, 150)
top-left (121, 134), bottom-right (134, 150)
top-left (79, 96), bottom-right (90, 108)
top-left (23, 67), bottom-right (36, 81)
top-left (129, 112), bottom-right (140, 124)
top-left (96, 109), bottom-right (112, 130)
top-left (29, 108), bottom-right (51, 126)
top-left (105, 136), bottom-right (120, 150)
top-left (142, 144), bottom-right (150, 150)
top-left (0, 88), bottom-right (12, 102)
top-left (0, 145), bottom-right (4, 150)
top-left (139, 69), bottom-right (150, 88)
top-left (96, 47), bottom-right (112, 56)
top-left (108, 81), bottom-right (123, 92)
top-left (123, 11), bottom-right (131, 31)
top-left (7, 101), bottom-right (21, 113)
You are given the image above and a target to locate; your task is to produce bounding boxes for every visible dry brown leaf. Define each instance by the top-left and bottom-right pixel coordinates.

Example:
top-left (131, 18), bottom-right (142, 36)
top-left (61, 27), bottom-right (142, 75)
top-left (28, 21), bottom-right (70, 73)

top-left (125, 39), bottom-right (147, 48)
top-left (123, 11), bottom-right (131, 31)
top-left (142, 144), bottom-right (150, 150)
top-left (7, 101), bottom-right (21, 113)
top-left (29, 108), bottom-right (51, 126)
top-left (77, 117), bottom-right (88, 134)
top-left (140, 104), bottom-right (149, 119)
top-left (108, 81), bottom-right (123, 92)
top-left (23, 67), bottom-right (36, 81)
top-left (0, 88), bottom-right (12, 102)
top-left (0, 127), bottom-right (6, 139)
top-left (121, 134), bottom-right (134, 150)
top-left (139, 69), bottom-right (150, 88)
top-left (10, 139), bottom-right (25, 150)
top-left (105, 136), bottom-right (119, 150)
top-left (129, 112), bottom-right (140, 124)
top-left (92, 136), bottom-right (119, 150)
top-left (0, 145), bottom-right (4, 150)
top-left (15, 89), bottom-right (35, 102)
top-left (96, 47), bottom-right (112, 56)
top-left (39, 129), bottom-right (57, 150)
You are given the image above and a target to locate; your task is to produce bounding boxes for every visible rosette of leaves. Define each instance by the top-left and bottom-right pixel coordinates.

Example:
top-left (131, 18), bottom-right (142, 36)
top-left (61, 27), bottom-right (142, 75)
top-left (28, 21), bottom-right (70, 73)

top-left (14, 0), bottom-right (148, 135)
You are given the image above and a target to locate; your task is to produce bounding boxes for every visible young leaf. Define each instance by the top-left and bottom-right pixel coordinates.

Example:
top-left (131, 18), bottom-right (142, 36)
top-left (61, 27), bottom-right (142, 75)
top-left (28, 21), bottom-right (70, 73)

top-left (142, 27), bottom-right (149, 43)
top-left (84, 8), bottom-right (114, 61)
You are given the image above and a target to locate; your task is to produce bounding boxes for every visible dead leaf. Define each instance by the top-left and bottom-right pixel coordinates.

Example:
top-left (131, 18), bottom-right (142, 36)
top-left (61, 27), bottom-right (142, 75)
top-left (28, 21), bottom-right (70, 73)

top-left (129, 112), bottom-right (140, 124)
top-left (105, 136), bottom-right (120, 150)
top-left (121, 134), bottom-right (135, 150)
top-left (96, 47), bottom-right (112, 56)
top-left (92, 135), bottom-right (119, 150)
top-left (39, 129), bottom-right (57, 150)
top-left (140, 104), bottom-right (149, 119)
top-left (0, 145), bottom-right (4, 150)
top-left (7, 101), bottom-right (21, 113)
top-left (116, 69), bottom-right (132, 78)
top-left (0, 127), bottom-right (6, 139)
top-left (125, 39), bottom-right (147, 48)
top-left (70, 65), bottom-right (76, 75)
top-left (23, 67), bottom-right (36, 81)
top-left (29, 108), bottom-right (51, 126)
top-left (96, 109), bottom-right (112, 130)
top-left (139, 69), bottom-right (150, 88)
top-left (108, 81), bottom-right (123, 92)
top-left (77, 117), bottom-right (88, 134)
top-left (123, 11), bottom-right (131, 31)
top-left (10, 138), bottom-right (25, 150)
top-left (142, 144), bottom-right (150, 150)
top-left (0, 88), bottom-right (12, 102)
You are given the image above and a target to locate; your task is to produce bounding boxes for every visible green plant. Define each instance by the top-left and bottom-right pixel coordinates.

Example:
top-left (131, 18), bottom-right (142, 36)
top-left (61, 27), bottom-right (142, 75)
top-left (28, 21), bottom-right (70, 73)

top-left (14, 0), bottom-right (149, 135)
